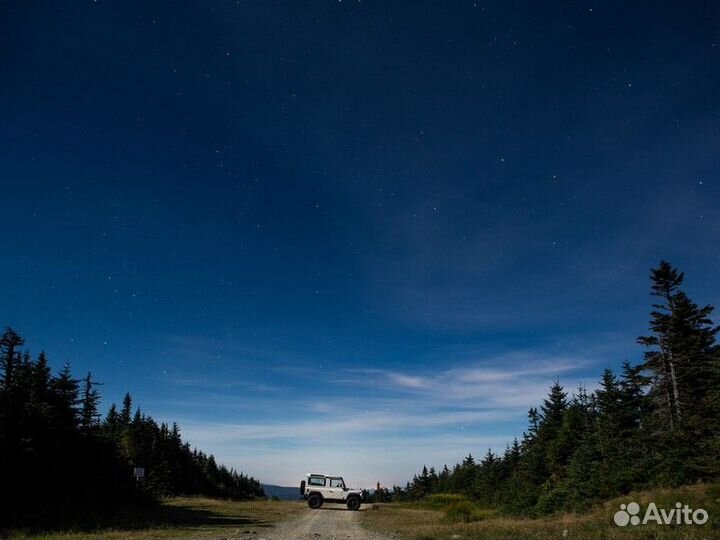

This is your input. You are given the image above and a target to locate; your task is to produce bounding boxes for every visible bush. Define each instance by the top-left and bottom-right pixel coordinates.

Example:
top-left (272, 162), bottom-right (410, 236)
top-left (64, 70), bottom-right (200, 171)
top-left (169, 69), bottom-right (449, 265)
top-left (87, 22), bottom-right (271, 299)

top-left (535, 484), bottom-right (569, 515)
top-left (444, 500), bottom-right (484, 523)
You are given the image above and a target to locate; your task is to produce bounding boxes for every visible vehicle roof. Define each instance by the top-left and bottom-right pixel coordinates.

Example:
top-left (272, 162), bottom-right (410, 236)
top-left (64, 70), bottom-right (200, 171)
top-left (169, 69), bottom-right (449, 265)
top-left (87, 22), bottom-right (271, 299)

top-left (307, 473), bottom-right (342, 477)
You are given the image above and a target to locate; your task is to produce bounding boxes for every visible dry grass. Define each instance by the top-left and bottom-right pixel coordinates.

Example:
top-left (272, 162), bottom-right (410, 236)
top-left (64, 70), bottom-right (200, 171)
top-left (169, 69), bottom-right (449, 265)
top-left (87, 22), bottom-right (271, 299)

top-left (9, 498), bottom-right (305, 540)
top-left (360, 484), bottom-right (720, 540)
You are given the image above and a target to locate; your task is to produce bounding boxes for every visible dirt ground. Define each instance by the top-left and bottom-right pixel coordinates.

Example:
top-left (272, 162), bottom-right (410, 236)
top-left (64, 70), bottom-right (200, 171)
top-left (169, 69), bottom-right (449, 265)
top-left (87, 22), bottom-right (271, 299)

top-left (260, 504), bottom-right (389, 540)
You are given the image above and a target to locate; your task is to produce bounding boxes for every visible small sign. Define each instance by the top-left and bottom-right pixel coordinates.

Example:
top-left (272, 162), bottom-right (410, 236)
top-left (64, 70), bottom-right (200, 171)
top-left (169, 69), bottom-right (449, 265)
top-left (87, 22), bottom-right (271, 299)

top-left (134, 467), bottom-right (145, 480)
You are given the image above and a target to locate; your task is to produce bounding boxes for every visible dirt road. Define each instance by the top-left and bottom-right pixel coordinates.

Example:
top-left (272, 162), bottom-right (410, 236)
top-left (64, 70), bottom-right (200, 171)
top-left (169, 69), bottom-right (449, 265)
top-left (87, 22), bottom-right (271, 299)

top-left (260, 505), bottom-right (389, 540)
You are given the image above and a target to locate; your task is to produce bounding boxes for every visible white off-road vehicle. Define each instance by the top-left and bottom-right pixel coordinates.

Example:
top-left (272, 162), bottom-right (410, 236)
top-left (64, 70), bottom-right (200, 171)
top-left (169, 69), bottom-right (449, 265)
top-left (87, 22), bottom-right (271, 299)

top-left (299, 473), bottom-right (362, 510)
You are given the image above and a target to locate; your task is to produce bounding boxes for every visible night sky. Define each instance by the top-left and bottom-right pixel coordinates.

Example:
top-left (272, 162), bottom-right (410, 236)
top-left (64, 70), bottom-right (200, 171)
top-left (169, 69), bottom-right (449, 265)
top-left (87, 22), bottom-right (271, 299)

top-left (1, 1), bottom-right (719, 487)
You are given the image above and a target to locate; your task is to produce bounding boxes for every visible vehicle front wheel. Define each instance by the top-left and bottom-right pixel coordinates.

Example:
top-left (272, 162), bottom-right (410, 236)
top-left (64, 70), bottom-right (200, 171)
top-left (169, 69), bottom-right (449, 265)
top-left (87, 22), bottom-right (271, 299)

top-left (308, 494), bottom-right (323, 509)
top-left (346, 496), bottom-right (361, 511)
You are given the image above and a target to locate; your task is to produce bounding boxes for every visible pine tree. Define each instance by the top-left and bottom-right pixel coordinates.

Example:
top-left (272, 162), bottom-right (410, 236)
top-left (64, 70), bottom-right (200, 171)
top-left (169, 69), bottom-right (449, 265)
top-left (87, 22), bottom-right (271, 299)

top-left (31, 351), bottom-right (52, 403)
top-left (637, 261), bottom-right (718, 427)
top-left (595, 369), bottom-right (622, 457)
top-left (541, 381), bottom-right (568, 429)
top-left (637, 261), bottom-right (720, 479)
top-left (120, 392), bottom-right (133, 424)
top-left (50, 363), bottom-right (80, 430)
top-left (618, 360), bottom-right (648, 432)
top-left (521, 406), bottom-right (541, 457)
top-left (505, 438), bottom-right (521, 470)
top-left (171, 422), bottom-right (181, 445)
top-left (104, 402), bottom-right (120, 439)
top-left (539, 381), bottom-right (569, 477)
top-left (0, 327), bottom-right (24, 389)
top-left (455, 455), bottom-right (476, 496)
top-left (80, 372), bottom-right (102, 431)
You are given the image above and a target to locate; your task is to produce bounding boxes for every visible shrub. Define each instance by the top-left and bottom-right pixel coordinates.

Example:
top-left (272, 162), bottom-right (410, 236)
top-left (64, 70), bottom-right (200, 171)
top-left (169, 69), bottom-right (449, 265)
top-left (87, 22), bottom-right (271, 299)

top-left (444, 500), bottom-right (484, 523)
top-left (535, 484), bottom-right (569, 515)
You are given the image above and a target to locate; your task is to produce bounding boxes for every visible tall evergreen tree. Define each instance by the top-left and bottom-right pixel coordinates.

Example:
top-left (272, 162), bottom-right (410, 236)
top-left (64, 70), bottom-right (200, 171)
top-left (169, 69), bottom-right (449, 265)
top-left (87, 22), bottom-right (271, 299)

top-left (0, 327), bottom-right (24, 389)
top-left (49, 363), bottom-right (80, 430)
top-left (637, 261), bottom-right (718, 427)
top-left (637, 261), bottom-right (720, 478)
top-left (120, 392), bottom-right (133, 425)
top-left (80, 372), bottom-right (102, 431)
top-left (31, 351), bottom-right (52, 402)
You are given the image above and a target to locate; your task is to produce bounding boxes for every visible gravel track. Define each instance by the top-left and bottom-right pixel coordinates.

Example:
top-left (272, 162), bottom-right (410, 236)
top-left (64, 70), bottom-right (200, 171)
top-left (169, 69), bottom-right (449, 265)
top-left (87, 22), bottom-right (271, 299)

top-left (259, 505), bottom-right (388, 540)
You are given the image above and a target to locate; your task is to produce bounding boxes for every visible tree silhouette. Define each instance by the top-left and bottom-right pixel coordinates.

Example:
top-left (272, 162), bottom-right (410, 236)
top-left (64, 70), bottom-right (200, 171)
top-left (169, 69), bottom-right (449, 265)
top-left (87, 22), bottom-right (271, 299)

top-left (0, 331), bottom-right (265, 529)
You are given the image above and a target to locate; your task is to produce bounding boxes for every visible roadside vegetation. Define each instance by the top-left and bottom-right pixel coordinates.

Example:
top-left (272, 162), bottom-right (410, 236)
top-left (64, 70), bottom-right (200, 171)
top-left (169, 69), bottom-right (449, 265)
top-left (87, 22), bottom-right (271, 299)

top-left (361, 484), bottom-right (720, 540)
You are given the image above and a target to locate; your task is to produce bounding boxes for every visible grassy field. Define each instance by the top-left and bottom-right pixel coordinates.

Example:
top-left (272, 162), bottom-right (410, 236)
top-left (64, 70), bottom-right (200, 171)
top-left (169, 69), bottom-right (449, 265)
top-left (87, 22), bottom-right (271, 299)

top-left (360, 484), bottom-right (720, 540)
top-left (7, 498), bottom-right (305, 540)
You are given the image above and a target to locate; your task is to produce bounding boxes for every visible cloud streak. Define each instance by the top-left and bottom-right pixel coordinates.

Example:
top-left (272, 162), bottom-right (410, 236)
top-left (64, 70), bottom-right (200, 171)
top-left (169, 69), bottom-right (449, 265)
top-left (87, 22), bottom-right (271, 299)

top-left (178, 408), bottom-right (515, 443)
top-left (338, 353), bottom-right (593, 407)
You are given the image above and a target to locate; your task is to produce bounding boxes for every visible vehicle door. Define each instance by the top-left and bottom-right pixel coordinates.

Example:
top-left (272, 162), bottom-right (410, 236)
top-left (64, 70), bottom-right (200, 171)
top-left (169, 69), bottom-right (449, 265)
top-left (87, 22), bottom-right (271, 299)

top-left (327, 477), bottom-right (345, 500)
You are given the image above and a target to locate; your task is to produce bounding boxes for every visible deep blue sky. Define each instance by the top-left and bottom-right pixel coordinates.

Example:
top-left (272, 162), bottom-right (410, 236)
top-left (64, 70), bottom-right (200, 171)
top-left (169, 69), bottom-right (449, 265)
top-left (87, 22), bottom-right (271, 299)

top-left (1, 1), bottom-right (719, 486)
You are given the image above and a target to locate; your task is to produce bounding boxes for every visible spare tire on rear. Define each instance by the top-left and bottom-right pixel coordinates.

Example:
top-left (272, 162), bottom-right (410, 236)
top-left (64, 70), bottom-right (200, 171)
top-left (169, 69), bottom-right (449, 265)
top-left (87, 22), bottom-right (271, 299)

top-left (299, 480), bottom-right (306, 495)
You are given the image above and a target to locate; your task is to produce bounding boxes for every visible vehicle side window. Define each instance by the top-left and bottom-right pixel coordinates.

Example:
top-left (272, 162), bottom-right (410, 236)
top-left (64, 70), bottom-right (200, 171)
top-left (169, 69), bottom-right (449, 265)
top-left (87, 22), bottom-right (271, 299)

top-left (308, 476), bottom-right (326, 486)
top-left (330, 478), bottom-right (344, 488)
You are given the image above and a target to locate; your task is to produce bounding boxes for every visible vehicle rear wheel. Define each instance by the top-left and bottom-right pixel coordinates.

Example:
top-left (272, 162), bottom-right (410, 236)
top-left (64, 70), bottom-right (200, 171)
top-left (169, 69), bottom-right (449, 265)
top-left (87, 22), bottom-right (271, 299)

top-left (308, 494), bottom-right (323, 509)
top-left (346, 495), bottom-right (361, 511)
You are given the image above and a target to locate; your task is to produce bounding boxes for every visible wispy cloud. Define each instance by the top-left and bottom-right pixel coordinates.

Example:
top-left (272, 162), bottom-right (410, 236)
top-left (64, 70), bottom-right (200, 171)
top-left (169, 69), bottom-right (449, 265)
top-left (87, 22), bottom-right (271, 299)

top-left (178, 408), bottom-right (515, 443)
top-left (388, 373), bottom-right (427, 389)
top-left (338, 352), bottom-right (593, 407)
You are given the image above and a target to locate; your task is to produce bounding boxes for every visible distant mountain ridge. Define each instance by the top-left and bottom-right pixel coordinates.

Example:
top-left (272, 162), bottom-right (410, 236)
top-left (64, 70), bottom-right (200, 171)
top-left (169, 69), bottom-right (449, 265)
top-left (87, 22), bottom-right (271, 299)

top-left (262, 484), bottom-right (301, 500)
